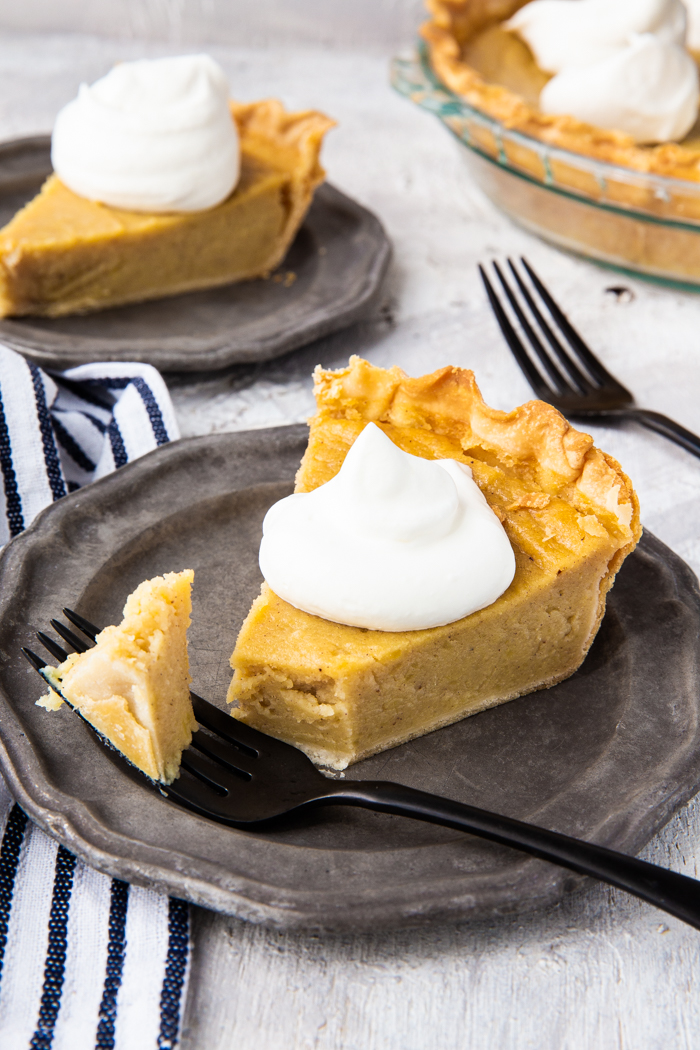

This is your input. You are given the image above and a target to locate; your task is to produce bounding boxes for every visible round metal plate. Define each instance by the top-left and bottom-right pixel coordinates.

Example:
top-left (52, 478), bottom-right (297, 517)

top-left (0, 136), bottom-right (391, 372)
top-left (0, 426), bottom-right (698, 931)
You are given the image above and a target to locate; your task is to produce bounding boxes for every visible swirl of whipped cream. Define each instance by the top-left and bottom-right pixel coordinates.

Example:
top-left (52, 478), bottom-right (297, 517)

top-left (540, 32), bottom-right (699, 143)
top-left (685, 0), bottom-right (700, 51)
top-left (507, 0), bottom-right (698, 143)
top-left (507, 0), bottom-right (687, 72)
top-left (259, 424), bottom-right (516, 632)
top-left (51, 54), bottom-right (240, 213)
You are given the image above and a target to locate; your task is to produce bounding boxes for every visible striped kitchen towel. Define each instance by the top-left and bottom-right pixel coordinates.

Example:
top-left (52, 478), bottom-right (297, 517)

top-left (0, 344), bottom-right (191, 1050)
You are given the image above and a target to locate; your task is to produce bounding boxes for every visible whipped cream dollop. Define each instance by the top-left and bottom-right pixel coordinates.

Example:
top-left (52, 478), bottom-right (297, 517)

top-left (259, 424), bottom-right (516, 633)
top-left (507, 0), bottom-right (699, 144)
top-left (51, 54), bottom-right (240, 213)
top-left (508, 0), bottom-right (687, 71)
top-left (685, 0), bottom-right (700, 50)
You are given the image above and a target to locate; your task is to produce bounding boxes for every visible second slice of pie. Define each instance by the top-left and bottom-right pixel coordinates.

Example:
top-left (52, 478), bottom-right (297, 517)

top-left (0, 100), bottom-right (333, 318)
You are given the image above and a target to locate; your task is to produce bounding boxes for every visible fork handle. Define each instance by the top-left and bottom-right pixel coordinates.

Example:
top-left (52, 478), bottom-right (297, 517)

top-left (328, 780), bottom-right (700, 929)
top-left (606, 407), bottom-right (700, 460)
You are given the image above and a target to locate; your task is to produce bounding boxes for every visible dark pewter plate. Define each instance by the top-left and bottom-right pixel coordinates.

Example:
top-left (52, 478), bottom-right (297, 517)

top-left (0, 136), bottom-right (391, 372)
top-left (0, 426), bottom-right (699, 932)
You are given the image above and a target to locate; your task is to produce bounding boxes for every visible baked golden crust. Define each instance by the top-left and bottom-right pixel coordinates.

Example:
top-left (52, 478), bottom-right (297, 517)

top-left (231, 99), bottom-right (333, 190)
top-left (0, 99), bottom-right (335, 318)
top-left (422, 0), bottom-right (700, 181)
top-left (309, 355), bottom-right (637, 528)
top-left (228, 357), bottom-right (641, 770)
top-left (230, 100), bottom-right (335, 269)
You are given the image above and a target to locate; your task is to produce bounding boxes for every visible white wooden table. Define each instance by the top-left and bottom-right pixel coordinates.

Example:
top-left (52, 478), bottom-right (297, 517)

top-left (3, 20), bottom-right (700, 1049)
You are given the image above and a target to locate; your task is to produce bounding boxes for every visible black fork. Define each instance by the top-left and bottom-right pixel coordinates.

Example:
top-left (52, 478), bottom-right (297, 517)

top-left (480, 257), bottom-right (700, 459)
top-left (20, 610), bottom-right (700, 931)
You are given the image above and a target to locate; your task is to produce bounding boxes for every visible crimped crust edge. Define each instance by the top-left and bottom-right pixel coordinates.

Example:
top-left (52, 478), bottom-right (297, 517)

top-left (421, 0), bottom-right (700, 182)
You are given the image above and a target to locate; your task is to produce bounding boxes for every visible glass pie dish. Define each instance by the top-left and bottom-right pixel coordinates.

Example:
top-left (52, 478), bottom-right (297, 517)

top-left (392, 44), bottom-right (700, 291)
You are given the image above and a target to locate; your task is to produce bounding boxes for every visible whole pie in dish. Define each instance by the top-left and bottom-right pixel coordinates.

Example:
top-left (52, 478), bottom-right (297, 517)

top-left (227, 356), bottom-right (641, 770)
top-left (422, 0), bottom-right (700, 180)
top-left (0, 100), bottom-right (333, 318)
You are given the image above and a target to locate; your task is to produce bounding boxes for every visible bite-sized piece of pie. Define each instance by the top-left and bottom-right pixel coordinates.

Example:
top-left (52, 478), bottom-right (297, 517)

top-left (421, 0), bottom-right (700, 179)
top-left (0, 100), bottom-right (334, 318)
top-left (38, 570), bottom-right (196, 784)
top-left (227, 356), bottom-right (641, 770)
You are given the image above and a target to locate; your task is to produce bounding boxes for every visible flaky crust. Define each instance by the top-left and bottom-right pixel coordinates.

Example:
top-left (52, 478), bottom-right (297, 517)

top-left (231, 99), bottom-right (335, 188)
top-left (422, 0), bottom-right (700, 181)
top-left (311, 355), bottom-right (639, 537)
top-left (230, 100), bottom-right (335, 278)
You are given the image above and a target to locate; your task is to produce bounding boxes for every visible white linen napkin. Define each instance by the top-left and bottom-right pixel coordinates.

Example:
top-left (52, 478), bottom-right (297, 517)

top-left (0, 344), bottom-right (191, 1050)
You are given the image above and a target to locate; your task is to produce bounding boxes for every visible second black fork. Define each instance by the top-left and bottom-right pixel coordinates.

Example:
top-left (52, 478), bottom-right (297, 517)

top-left (480, 258), bottom-right (700, 459)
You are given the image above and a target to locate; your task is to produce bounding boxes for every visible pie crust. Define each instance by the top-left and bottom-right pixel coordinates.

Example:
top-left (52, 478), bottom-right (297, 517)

top-left (227, 357), bottom-right (641, 770)
top-left (422, 0), bottom-right (700, 180)
top-left (0, 99), bottom-right (334, 317)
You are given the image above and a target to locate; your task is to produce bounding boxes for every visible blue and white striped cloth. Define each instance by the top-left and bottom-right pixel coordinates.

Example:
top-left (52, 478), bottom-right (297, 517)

top-left (0, 344), bottom-right (191, 1050)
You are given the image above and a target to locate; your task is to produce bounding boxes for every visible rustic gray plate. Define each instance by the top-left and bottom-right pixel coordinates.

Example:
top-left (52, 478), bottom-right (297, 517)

top-left (0, 136), bottom-right (391, 372)
top-left (0, 426), bottom-right (699, 932)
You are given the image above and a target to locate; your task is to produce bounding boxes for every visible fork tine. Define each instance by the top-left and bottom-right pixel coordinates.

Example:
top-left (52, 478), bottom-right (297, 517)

top-left (50, 620), bottom-right (90, 654)
top-left (492, 261), bottom-right (581, 395)
top-left (520, 257), bottom-right (627, 391)
top-left (179, 750), bottom-right (231, 795)
top-left (22, 647), bottom-right (47, 672)
top-left (63, 608), bottom-right (100, 642)
top-left (191, 693), bottom-right (320, 765)
top-left (190, 693), bottom-right (266, 755)
top-left (162, 772), bottom-right (234, 821)
top-left (478, 265), bottom-right (553, 399)
top-left (164, 775), bottom-right (220, 807)
top-left (190, 733), bottom-right (254, 779)
top-left (36, 632), bottom-right (69, 663)
top-left (506, 259), bottom-right (592, 395)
